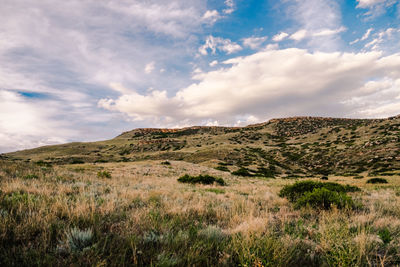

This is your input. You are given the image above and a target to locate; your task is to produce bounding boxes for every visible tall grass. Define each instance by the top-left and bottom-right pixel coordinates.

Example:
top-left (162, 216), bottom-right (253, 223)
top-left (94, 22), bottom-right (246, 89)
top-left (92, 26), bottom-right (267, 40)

top-left (1, 160), bottom-right (400, 266)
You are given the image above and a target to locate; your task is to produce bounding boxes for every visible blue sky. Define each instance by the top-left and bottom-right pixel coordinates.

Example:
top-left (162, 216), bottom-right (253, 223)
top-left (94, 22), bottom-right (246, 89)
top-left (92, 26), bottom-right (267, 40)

top-left (0, 0), bottom-right (400, 152)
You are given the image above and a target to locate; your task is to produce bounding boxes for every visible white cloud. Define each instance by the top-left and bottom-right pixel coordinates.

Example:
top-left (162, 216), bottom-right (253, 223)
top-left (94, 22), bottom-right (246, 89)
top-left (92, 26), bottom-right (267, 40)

top-left (286, 0), bottom-right (344, 50)
top-left (199, 35), bottom-right (242, 55)
top-left (364, 27), bottom-right (400, 50)
top-left (209, 60), bottom-right (218, 67)
top-left (313, 27), bottom-right (346, 37)
top-left (145, 62), bottom-right (155, 74)
top-left (357, 0), bottom-right (392, 8)
top-left (356, 0), bottom-right (398, 18)
top-left (362, 28), bottom-right (374, 40)
top-left (202, 10), bottom-right (220, 24)
top-left (0, 0), bottom-right (211, 152)
top-left (0, 90), bottom-right (75, 152)
top-left (242, 36), bottom-right (268, 49)
top-left (290, 30), bottom-right (308, 41)
top-left (99, 48), bottom-right (400, 126)
top-left (223, 0), bottom-right (235, 14)
top-left (350, 28), bottom-right (374, 45)
top-left (272, 32), bottom-right (289, 42)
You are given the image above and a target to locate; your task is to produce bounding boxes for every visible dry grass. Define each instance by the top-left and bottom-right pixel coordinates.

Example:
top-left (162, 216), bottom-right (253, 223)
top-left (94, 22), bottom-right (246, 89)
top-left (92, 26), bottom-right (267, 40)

top-left (1, 160), bottom-right (400, 266)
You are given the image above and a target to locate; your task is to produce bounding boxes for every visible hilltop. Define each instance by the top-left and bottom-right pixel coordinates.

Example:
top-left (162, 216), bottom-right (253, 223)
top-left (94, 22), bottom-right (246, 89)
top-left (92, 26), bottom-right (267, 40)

top-left (3, 115), bottom-right (400, 177)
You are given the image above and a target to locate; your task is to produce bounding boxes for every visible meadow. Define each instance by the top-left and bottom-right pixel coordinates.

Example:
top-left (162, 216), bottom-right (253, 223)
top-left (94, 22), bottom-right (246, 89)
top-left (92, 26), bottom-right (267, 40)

top-left (1, 159), bottom-right (400, 266)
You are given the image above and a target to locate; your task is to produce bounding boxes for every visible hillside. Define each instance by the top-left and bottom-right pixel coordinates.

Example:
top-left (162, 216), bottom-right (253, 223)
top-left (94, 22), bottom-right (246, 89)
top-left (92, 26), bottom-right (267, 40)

top-left (3, 115), bottom-right (400, 177)
top-left (2, 116), bottom-right (400, 266)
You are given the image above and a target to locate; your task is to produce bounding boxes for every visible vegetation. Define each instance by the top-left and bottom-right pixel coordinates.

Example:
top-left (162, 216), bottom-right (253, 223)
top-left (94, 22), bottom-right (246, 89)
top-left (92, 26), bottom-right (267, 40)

top-left (97, 170), bottom-right (111, 179)
top-left (178, 174), bottom-right (226, 186)
top-left (2, 115), bottom-right (400, 265)
top-left (294, 188), bottom-right (354, 210)
top-left (367, 177), bottom-right (388, 184)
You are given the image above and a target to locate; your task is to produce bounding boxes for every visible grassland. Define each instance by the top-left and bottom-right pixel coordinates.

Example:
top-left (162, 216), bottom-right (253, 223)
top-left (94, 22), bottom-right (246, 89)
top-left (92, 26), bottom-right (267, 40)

top-left (1, 159), bottom-right (400, 266)
top-left (1, 115), bottom-right (400, 266)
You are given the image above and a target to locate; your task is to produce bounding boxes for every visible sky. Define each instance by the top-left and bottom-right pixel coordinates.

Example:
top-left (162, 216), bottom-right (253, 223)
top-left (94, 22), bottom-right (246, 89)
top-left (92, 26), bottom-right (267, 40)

top-left (1, 0), bottom-right (400, 153)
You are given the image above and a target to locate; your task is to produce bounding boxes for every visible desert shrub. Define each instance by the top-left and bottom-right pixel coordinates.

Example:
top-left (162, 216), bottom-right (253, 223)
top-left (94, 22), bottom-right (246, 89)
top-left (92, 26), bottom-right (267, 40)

top-left (294, 188), bottom-right (354, 210)
top-left (231, 167), bottom-right (253, 177)
top-left (353, 175), bottom-right (364, 179)
top-left (97, 171), bottom-right (111, 179)
top-left (367, 178), bottom-right (388, 184)
top-left (161, 161), bottom-right (171, 165)
top-left (215, 166), bottom-right (230, 172)
top-left (279, 180), bottom-right (359, 209)
top-left (65, 227), bottom-right (94, 253)
top-left (178, 174), bottom-right (225, 186)
top-left (279, 181), bottom-right (358, 202)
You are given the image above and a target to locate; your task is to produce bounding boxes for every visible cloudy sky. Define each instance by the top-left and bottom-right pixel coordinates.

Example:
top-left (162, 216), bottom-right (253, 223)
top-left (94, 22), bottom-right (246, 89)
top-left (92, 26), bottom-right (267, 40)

top-left (1, 0), bottom-right (400, 152)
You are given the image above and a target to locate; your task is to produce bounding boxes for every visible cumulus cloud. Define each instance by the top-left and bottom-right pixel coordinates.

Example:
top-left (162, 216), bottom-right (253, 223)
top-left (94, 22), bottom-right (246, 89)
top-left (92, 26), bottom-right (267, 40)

top-left (242, 36), bottom-right (268, 49)
top-left (199, 35), bottom-right (242, 55)
top-left (99, 48), bottom-right (400, 126)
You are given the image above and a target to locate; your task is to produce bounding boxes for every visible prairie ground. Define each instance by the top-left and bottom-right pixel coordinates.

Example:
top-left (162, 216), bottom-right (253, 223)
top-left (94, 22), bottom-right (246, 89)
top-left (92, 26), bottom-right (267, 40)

top-left (1, 160), bottom-right (400, 266)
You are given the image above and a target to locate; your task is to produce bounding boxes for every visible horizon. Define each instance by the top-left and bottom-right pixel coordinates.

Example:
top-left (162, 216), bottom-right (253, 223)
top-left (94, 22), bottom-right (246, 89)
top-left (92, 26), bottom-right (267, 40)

top-left (1, 0), bottom-right (400, 153)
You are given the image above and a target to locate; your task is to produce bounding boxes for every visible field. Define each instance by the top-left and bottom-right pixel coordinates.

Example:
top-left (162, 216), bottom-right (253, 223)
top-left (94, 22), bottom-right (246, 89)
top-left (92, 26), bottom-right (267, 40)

top-left (1, 159), bottom-right (400, 266)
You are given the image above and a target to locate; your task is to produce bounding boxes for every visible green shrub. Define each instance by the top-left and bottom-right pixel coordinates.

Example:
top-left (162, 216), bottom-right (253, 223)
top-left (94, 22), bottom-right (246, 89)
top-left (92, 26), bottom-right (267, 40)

top-left (279, 180), bottom-right (360, 202)
top-left (367, 178), bottom-right (388, 184)
top-left (161, 161), bottom-right (171, 165)
top-left (294, 188), bottom-right (354, 210)
top-left (279, 180), bottom-right (359, 210)
top-left (97, 171), bottom-right (111, 179)
top-left (178, 174), bottom-right (225, 186)
top-left (231, 167), bottom-right (253, 177)
top-left (215, 166), bottom-right (230, 172)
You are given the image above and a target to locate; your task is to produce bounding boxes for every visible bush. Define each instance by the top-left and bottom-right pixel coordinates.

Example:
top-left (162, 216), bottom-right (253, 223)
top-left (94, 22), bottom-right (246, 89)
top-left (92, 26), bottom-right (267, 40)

top-left (321, 176), bottom-right (328, 180)
top-left (161, 161), bottom-right (171, 165)
top-left (367, 178), bottom-right (388, 184)
top-left (294, 188), bottom-right (354, 210)
top-left (178, 174), bottom-right (225, 186)
top-left (97, 171), bottom-right (111, 179)
top-left (279, 180), bottom-right (359, 210)
top-left (215, 166), bottom-right (230, 172)
top-left (231, 167), bottom-right (253, 177)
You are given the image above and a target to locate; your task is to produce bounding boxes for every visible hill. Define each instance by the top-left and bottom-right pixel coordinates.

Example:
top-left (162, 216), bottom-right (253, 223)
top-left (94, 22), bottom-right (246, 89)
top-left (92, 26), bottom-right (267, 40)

top-left (3, 115), bottom-right (400, 177)
top-left (2, 115), bottom-right (400, 266)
